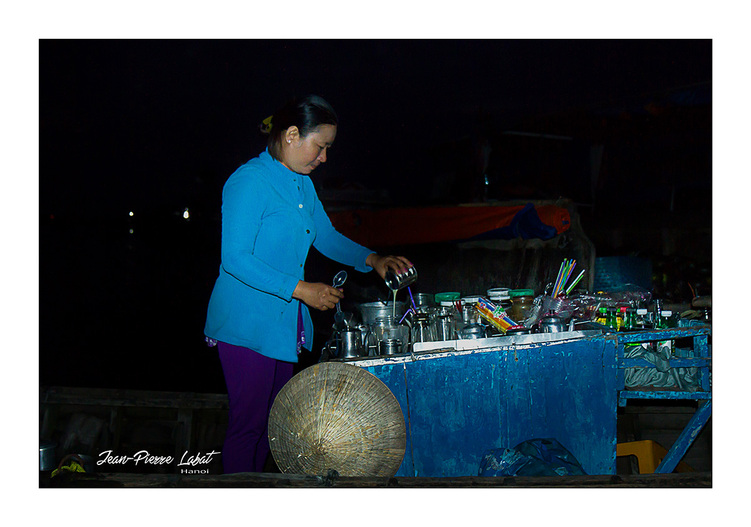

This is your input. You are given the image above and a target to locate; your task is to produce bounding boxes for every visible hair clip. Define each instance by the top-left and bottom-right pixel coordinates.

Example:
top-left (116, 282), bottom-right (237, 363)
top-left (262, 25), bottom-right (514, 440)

top-left (259, 115), bottom-right (273, 134)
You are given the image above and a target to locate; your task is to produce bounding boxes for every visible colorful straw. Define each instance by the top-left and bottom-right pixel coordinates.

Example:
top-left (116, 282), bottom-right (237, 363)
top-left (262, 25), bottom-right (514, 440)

top-left (552, 258), bottom-right (580, 297)
top-left (563, 260), bottom-right (576, 294)
top-left (398, 308), bottom-right (414, 325)
top-left (476, 297), bottom-right (518, 332)
top-left (552, 259), bottom-right (566, 297)
top-left (552, 260), bottom-right (566, 298)
top-left (565, 269), bottom-right (586, 295)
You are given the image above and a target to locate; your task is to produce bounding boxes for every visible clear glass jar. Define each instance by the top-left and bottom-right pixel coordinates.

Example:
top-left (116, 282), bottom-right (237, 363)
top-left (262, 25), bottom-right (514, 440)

top-left (411, 312), bottom-right (436, 343)
top-left (460, 297), bottom-right (481, 326)
top-left (634, 308), bottom-right (650, 329)
top-left (435, 301), bottom-right (460, 341)
top-left (372, 319), bottom-right (410, 354)
top-left (509, 295), bottom-right (534, 322)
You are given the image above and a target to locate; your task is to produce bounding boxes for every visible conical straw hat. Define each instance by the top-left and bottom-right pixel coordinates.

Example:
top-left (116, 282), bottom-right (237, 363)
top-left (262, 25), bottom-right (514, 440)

top-left (268, 362), bottom-right (406, 477)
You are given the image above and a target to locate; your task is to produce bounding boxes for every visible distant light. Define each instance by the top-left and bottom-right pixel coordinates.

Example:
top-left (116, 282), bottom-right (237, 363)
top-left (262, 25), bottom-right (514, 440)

top-left (129, 211), bottom-right (134, 217)
top-left (129, 228), bottom-right (134, 234)
top-left (183, 208), bottom-right (190, 220)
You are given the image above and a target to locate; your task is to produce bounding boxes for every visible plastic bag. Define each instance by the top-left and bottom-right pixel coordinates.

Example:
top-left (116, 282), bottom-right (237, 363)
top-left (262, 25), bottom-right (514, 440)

top-left (523, 286), bottom-right (653, 328)
top-left (478, 438), bottom-right (587, 477)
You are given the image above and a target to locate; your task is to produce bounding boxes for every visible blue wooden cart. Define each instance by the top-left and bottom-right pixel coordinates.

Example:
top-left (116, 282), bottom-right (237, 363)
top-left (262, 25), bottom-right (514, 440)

top-left (349, 325), bottom-right (711, 477)
top-left (616, 325), bottom-right (712, 473)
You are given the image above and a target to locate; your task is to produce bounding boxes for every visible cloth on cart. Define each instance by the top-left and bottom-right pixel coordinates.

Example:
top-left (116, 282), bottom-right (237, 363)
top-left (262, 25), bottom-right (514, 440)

top-left (624, 342), bottom-right (701, 391)
top-left (478, 438), bottom-right (587, 477)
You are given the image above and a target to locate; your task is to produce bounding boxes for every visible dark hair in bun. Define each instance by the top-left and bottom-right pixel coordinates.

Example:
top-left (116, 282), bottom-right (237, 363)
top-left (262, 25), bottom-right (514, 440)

top-left (264, 95), bottom-right (338, 160)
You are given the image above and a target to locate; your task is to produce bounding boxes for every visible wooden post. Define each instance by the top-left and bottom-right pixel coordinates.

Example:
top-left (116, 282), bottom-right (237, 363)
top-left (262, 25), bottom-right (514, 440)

top-left (175, 408), bottom-right (193, 467)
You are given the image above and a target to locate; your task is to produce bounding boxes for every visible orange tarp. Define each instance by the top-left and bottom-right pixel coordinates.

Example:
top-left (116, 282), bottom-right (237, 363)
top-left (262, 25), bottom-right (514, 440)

top-left (328, 204), bottom-right (570, 248)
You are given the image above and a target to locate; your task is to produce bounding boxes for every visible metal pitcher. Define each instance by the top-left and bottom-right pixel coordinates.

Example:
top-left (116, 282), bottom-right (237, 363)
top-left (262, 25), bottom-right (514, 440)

top-left (339, 328), bottom-right (365, 359)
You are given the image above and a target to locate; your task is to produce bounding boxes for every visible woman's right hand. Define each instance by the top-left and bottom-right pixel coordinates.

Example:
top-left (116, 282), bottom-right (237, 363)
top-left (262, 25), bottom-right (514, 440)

top-left (293, 280), bottom-right (344, 311)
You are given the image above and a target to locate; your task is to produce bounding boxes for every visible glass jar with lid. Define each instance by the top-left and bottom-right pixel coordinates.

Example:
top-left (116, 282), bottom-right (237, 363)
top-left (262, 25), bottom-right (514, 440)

top-left (435, 301), bottom-right (461, 341)
top-left (508, 289), bottom-right (535, 322)
top-left (634, 308), bottom-right (650, 329)
top-left (460, 296), bottom-right (482, 326)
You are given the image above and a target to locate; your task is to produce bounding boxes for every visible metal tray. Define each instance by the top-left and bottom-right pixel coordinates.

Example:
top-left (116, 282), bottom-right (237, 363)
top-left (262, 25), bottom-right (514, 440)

top-left (412, 329), bottom-right (605, 353)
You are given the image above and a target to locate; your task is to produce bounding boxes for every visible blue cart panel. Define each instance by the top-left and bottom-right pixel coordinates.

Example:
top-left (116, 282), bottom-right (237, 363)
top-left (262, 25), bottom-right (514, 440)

top-left (358, 334), bottom-right (620, 477)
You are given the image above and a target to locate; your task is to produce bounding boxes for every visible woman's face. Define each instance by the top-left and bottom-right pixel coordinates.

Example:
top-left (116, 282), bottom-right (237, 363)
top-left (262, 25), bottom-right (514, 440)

top-left (280, 124), bottom-right (337, 175)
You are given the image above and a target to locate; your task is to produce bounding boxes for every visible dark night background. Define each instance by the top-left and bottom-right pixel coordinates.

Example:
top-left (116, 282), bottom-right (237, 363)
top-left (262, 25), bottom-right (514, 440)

top-left (38, 39), bottom-right (712, 394)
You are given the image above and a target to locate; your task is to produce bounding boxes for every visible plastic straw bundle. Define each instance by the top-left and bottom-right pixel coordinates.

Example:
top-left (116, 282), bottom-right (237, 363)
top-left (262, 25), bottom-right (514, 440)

top-left (476, 297), bottom-right (518, 332)
top-left (552, 259), bottom-right (586, 298)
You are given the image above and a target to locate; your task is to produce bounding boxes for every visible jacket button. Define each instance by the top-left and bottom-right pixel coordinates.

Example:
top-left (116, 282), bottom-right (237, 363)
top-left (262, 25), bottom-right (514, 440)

top-left (306, 229), bottom-right (310, 234)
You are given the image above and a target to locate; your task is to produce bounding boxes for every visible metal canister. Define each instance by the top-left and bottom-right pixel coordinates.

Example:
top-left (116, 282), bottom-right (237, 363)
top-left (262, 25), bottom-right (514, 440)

top-left (384, 266), bottom-right (418, 291)
top-left (458, 324), bottom-right (487, 339)
top-left (412, 292), bottom-right (434, 309)
top-left (378, 339), bottom-right (402, 355)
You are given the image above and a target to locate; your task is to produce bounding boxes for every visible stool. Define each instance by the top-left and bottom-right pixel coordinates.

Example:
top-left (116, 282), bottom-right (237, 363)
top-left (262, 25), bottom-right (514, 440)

top-left (616, 440), bottom-right (693, 474)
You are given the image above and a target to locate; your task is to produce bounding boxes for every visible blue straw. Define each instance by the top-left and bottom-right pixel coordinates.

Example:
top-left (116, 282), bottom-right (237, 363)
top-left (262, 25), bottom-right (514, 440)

top-left (407, 286), bottom-right (417, 310)
top-left (398, 308), bottom-right (415, 325)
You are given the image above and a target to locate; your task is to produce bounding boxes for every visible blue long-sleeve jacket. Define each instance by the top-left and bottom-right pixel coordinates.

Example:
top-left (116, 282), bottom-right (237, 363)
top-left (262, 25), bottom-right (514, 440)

top-left (204, 149), bottom-right (374, 362)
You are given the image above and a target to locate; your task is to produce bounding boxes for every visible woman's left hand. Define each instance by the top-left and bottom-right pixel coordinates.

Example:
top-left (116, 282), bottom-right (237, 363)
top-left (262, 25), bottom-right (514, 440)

top-left (366, 253), bottom-right (414, 281)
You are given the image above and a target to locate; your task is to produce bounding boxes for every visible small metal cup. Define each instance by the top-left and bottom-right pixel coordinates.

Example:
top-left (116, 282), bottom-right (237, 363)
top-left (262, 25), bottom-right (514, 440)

top-left (384, 266), bottom-right (418, 291)
top-left (339, 329), bottom-right (364, 359)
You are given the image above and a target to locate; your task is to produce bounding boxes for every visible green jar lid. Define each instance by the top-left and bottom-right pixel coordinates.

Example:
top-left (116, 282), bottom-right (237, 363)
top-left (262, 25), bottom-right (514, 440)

top-left (435, 292), bottom-right (461, 302)
top-left (509, 289), bottom-right (535, 298)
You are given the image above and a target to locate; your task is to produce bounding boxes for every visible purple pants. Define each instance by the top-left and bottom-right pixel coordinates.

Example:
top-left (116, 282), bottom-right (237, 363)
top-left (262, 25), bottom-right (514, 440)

top-left (217, 342), bottom-right (294, 474)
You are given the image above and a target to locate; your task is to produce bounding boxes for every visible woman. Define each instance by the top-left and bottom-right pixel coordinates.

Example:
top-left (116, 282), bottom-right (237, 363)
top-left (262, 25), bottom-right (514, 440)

top-left (204, 95), bottom-right (413, 474)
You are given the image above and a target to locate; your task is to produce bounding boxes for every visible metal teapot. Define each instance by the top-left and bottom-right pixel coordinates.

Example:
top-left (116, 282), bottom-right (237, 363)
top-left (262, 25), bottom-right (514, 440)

top-left (539, 312), bottom-right (565, 333)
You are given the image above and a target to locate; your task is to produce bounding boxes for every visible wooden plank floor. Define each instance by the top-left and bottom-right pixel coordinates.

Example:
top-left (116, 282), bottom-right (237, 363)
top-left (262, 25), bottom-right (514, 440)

top-left (43, 471), bottom-right (711, 488)
top-left (41, 387), bottom-right (712, 482)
